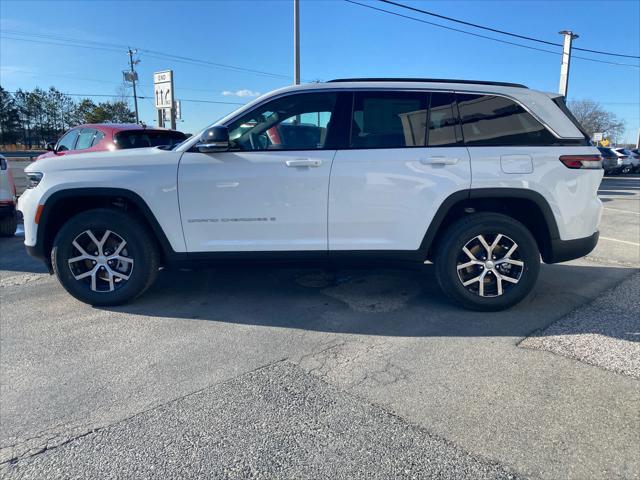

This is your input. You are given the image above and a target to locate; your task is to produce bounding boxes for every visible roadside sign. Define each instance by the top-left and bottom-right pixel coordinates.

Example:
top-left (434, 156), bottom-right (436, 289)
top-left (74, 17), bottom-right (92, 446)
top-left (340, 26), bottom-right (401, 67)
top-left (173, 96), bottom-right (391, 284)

top-left (175, 100), bottom-right (182, 120)
top-left (593, 133), bottom-right (603, 142)
top-left (601, 138), bottom-right (610, 147)
top-left (154, 70), bottom-right (174, 109)
top-left (122, 71), bottom-right (138, 83)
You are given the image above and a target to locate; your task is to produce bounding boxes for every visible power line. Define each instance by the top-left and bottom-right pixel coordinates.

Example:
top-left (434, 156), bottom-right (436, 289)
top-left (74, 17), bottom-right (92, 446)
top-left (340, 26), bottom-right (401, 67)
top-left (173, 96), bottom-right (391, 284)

top-left (345, 0), bottom-right (640, 68)
top-left (1, 31), bottom-right (293, 79)
top-left (377, 0), bottom-right (640, 60)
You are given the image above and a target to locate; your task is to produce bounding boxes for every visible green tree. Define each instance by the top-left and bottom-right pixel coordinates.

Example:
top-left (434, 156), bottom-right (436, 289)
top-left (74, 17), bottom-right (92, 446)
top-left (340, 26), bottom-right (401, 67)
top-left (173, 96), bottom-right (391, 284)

top-left (0, 86), bottom-right (21, 145)
top-left (73, 99), bottom-right (98, 125)
top-left (0, 86), bottom-right (137, 147)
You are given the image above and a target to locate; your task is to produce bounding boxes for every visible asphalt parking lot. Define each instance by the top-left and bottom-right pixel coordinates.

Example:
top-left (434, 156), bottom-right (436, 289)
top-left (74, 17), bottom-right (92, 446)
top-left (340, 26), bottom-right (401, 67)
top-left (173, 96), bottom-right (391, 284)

top-left (1, 175), bottom-right (638, 480)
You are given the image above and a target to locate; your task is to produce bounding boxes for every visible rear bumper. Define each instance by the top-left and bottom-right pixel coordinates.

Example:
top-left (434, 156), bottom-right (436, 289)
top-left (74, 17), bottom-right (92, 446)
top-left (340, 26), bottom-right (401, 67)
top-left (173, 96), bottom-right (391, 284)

top-left (544, 231), bottom-right (599, 264)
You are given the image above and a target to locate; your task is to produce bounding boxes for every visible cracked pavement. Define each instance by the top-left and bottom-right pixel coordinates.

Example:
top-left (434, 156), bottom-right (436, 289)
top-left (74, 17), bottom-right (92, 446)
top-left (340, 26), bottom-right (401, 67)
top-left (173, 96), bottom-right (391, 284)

top-left (3, 362), bottom-right (524, 480)
top-left (1, 176), bottom-right (639, 479)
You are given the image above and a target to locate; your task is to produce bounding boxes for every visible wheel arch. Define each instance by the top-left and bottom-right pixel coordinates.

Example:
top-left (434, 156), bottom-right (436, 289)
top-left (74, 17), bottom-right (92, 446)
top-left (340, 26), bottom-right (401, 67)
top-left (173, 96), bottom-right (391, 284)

top-left (421, 188), bottom-right (560, 263)
top-left (36, 188), bottom-right (176, 269)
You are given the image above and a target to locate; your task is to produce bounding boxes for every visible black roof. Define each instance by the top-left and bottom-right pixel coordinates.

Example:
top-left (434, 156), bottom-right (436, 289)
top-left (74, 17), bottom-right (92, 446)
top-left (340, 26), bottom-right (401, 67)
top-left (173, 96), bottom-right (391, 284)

top-left (327, 78), bottom-right (528, 89)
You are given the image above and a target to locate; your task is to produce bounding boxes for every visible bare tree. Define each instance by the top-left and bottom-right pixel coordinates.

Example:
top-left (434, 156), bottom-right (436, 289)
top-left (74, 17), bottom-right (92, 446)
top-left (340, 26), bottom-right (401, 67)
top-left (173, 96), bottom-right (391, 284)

top-left (568, 99), bottom-right (625, 143)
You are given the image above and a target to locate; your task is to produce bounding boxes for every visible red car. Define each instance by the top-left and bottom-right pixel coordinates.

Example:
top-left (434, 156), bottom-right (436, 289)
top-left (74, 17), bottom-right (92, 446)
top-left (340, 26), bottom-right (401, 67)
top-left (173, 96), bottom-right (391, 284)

top-left (37, 124), bottom-right (187, 160)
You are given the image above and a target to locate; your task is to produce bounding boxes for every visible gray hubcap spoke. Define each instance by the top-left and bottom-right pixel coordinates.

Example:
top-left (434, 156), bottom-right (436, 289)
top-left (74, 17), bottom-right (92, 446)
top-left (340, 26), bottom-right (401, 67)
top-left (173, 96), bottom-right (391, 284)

top-left (67, 229), bottom-right (134, 293)
top-left (456, 233), bottom-right (524, 298)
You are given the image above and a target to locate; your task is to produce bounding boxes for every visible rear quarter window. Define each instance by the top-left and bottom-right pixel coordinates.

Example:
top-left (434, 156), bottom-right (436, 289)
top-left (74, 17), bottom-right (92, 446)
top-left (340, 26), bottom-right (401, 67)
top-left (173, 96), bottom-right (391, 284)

top-left (456, 94), bottom-right (558, 146)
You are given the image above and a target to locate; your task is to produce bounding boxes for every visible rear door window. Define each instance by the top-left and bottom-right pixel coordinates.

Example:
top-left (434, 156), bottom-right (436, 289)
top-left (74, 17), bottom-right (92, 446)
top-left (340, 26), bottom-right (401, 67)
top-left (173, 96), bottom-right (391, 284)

top-left (456, 94), bottom-right (557, 146)
top-left (427, 92), bottom-right (461, 147)
top-left (350, 91), bottom-right (428, 148)
top-left (92, 131), bottom-right (105, 146)
top-left (75, 129), bottom-right (96, 150)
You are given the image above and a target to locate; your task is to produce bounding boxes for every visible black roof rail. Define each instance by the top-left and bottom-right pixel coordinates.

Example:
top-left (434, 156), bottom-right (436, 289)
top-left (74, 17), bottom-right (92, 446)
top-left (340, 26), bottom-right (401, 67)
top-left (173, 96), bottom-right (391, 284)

top-left (326, 78), bottom-right (528, 89)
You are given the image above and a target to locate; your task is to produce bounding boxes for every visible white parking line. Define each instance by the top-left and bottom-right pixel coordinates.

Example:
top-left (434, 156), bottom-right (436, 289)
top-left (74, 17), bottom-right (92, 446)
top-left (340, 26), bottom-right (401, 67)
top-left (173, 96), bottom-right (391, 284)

top-left (603, 207), bottom-right (640, 215)
top-left (599, 236), bottom-right (640, 247)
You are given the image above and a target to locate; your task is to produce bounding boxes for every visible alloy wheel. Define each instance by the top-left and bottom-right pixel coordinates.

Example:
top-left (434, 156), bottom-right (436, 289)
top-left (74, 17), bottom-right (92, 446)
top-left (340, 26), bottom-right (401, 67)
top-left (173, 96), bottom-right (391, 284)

top-left (67, 229), bottom-right (134, 292)
top-left (456, 233), bottom-right (524, 297)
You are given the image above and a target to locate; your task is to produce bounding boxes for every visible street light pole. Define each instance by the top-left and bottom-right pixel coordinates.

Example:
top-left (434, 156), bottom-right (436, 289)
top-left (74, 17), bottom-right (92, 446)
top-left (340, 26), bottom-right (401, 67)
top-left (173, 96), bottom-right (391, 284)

top-left (294, 0), bottom-right (300, 85)
top-left (558, 30), bottom-right (578, 98)
top-left (127, 48), bottom-right (140, 123)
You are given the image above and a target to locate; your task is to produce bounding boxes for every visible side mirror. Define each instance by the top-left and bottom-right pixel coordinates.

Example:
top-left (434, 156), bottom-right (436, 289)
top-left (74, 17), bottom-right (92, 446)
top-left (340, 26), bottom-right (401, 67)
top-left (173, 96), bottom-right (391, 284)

top-left (197, 126), bottom-right (229, 153)
top-left (46, 142), bottom-right (56, 152)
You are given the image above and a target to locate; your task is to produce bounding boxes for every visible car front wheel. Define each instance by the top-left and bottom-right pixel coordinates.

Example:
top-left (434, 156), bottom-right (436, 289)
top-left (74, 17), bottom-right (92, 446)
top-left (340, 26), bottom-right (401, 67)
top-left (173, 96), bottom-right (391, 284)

top-left (51, 208), bottom-right (159, 306)
top-left (434, 213), bottom-right (540, 311)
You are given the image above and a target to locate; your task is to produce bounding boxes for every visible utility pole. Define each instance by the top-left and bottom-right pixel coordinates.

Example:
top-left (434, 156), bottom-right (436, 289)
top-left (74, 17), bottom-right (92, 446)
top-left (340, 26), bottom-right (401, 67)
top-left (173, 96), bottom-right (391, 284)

top-left (294, 0), bottom-right (300, 85)
top-left (558, 30), bottom-right (578, 98)
top-left (127, 48), bottom-right (140, 123)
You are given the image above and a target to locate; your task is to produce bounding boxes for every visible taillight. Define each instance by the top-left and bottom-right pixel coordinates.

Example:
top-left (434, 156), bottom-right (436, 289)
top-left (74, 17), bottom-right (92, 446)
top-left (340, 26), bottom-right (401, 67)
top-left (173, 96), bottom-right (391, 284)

top-left (559, 155), bottom-right (602, 169)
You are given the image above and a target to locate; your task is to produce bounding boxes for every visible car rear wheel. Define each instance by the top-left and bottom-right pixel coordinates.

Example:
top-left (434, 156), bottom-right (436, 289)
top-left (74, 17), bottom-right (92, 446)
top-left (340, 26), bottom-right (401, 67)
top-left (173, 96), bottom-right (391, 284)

top-left (51, 208), bottom-right (159, 306)
top-left (434, 213), bottom-right (540, 311)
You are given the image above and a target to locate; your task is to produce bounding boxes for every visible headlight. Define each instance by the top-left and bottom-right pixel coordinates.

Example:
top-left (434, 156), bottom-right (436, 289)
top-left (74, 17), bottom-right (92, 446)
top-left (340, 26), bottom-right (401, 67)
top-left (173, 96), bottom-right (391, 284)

top-left (26, 172), bottom-right (43, 189)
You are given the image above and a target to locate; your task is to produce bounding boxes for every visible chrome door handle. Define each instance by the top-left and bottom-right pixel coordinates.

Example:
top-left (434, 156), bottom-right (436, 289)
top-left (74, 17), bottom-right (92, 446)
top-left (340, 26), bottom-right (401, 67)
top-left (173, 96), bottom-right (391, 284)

top-left (420, 156), bottom-right (459, 165)
top-left (285, 158), bottom-right (322, 168)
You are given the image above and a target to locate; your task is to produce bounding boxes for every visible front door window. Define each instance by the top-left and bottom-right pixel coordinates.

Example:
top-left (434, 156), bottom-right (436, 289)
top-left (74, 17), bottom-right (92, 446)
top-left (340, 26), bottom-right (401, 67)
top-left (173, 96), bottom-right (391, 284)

top-left (226, 92), bottom-right (339, 151)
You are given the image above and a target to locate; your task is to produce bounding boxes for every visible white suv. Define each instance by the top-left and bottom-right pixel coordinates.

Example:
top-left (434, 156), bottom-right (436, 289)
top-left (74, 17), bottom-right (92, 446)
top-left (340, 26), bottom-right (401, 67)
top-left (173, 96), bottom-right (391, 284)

top-left (18, 79), bottom-right (603, 310)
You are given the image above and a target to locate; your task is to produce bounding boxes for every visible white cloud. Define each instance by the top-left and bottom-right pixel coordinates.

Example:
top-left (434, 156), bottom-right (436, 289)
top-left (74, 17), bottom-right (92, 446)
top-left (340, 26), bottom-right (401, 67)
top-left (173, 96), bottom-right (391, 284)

top-left (222, 89), bottom-right (261, 98)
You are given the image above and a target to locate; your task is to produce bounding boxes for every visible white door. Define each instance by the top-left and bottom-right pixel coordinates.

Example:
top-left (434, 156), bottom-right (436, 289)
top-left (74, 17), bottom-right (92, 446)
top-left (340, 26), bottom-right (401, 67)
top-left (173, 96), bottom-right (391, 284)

top-left (329, 91), bottom-right (472, 251)
top-left (178, 92), bottom-right (340, 252)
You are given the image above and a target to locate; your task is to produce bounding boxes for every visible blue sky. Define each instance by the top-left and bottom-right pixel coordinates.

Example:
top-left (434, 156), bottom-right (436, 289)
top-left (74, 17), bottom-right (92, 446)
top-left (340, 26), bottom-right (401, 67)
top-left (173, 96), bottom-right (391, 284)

top-left (1, 0), bottom-right (639, 142)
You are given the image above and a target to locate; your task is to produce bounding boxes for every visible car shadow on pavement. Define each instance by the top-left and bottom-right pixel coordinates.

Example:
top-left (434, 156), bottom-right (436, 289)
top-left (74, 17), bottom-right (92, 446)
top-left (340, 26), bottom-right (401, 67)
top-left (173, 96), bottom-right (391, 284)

top-left (0, 234), bottom-right (48, 275)
top-left (104, 262), bottom-right (638, 340)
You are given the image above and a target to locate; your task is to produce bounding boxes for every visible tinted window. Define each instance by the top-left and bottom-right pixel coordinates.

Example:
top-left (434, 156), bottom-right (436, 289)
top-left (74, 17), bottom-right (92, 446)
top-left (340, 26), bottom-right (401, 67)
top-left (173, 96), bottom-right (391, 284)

top-left (75, 129), bottom-right (96, 150)
top-left (351, 91), bottom-right (428, 148)
top-left (456, 94), bottom-right (557, 146)
top-left (428, 92), bottom-right (460, 147)
top-left (0, 157), bottom-right (7, 170)
top-left (57, 129), bottom-right (80, 151)
top-left (227, 92), bottom-right (338, 151)
top-left (114, 130), bottom-right (186, 149)
top-left (92, 131), bottom-right (105, 146)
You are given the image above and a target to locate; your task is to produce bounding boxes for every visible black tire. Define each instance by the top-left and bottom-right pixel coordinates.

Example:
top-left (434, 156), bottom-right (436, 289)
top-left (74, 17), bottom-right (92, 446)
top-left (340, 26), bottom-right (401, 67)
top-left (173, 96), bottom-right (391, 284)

top-left (51, 208), bottom-right (160, 306)
top-left (434, 213), bottom-right (540, 311)
top-left (0, 211), bottom-right (17, 237)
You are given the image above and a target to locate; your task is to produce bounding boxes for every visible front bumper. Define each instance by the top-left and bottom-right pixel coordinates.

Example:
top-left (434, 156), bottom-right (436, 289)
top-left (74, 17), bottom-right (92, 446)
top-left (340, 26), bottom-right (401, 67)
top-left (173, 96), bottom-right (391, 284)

top-left (544, 231), bottom-right (599, 264)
